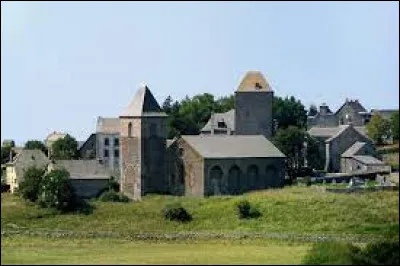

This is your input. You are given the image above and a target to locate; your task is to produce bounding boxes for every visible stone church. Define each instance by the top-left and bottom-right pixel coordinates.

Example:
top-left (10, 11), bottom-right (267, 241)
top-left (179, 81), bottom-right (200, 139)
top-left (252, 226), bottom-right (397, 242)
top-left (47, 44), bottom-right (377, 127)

top-left (119, 72), bottom-right (286, 200)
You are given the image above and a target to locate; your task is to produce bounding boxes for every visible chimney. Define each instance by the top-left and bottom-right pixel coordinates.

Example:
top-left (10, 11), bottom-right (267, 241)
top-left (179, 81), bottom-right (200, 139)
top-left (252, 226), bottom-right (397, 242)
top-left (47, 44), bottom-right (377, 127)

top-left (319, 103), bottom-right (329, 115)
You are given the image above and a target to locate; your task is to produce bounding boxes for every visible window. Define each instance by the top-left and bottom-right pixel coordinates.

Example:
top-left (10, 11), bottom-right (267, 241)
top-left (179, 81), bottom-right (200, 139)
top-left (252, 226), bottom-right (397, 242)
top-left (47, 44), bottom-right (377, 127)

top-left (114, 149), bottom-right (119, 158)
top-left (128, 122), bottom-right (132, 137)
top-left (114, 138), bottom-right (119, 146)
top-left (255, 82), bottom-right (262, 90)
top-left (217, 121), bottom-right (227, 128)
top-left (104, 149), bottom-right (109, 157)
top-left (104, 138), bottom-right (109, 146)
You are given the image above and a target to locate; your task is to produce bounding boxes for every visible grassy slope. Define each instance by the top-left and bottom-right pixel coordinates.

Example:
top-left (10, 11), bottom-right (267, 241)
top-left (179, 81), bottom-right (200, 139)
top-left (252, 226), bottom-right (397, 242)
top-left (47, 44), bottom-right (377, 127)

top-left (2, 186), bottom-right (398, 236)
top-left (1, 236), bottom-right (309, 265)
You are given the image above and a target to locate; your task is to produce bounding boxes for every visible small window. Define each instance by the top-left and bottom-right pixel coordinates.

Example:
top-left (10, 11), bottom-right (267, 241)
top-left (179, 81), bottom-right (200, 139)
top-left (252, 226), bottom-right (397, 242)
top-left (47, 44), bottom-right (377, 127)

top-left (104, 138), bottom-right (109, 146)
top-left (255, 82), bottom-right (262, 90)
top-left (114, 138), bottom-right (119, 146)
top-left (218, 121), bottom-right (227, 128)
top-left (114, 149), bottom-right (119, 158)
top-left (128, 122), bottom-right (132, 137)
top-left (104, 149), bottom-right (109, 157)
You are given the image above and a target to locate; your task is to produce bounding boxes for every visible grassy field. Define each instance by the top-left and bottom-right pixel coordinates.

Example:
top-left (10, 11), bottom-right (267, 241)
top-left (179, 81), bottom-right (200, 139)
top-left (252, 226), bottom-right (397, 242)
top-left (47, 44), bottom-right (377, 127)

top-left (2, 186), bottom-right (398, 236)
top-left (1, 236), bottom-right (310, 265)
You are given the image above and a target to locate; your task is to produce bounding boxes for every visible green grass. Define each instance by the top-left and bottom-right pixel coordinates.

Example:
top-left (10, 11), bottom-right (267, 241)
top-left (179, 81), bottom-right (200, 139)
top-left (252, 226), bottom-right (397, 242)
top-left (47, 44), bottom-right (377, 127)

top-left (1, 235), bottom-right (310, 265)
top-left (2, 186), bottom-right (398, 236)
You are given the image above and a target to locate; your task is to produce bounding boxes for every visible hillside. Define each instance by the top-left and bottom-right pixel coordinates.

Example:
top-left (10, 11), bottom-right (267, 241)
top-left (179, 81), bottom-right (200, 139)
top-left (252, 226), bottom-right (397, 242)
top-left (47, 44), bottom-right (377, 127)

top-left (2, 186), bottom-right (398, 238)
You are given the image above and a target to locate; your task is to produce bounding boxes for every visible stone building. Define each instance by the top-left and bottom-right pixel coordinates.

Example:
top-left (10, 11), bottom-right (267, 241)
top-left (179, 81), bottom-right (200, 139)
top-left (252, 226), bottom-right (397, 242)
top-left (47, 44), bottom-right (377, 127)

top-left (45, 131), bottom-right (67, 157)
top-left (119, 83), bottom-right (169, 200)
top-left (48, 160), bottom-right (111, 198)
top-left (200, 71), bottom-right (274, 138)
top-left (166, 135), bottom-right (286, 197)
top-left (78, 117), bottom-right (121, 178)
top-left (5, 149), bottom-right (50, 193)
top-left (120, 72), bottom-right (286, 200)
top-left (340, 142), bottom-right (390, 173)
top-left (307, 124), bottom-right (386, 173)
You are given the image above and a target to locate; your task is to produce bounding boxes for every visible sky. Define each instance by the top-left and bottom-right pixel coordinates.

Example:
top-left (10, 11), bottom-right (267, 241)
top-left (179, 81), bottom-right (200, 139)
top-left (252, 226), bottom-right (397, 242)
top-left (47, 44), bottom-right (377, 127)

top-left (1, 1), bottom-right (399, 145)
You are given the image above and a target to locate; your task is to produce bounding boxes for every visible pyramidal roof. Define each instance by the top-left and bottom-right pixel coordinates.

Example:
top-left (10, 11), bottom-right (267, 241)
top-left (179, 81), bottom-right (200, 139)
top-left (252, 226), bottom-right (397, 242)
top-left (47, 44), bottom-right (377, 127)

top-left (120, 83), bottom-right (167, 117)
top-left (236, 71), bottom-right (272, 92)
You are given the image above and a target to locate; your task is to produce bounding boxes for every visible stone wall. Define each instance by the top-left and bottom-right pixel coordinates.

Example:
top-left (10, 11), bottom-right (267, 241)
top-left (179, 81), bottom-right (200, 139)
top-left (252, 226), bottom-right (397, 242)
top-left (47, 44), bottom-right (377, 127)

top-left (328, 127), bottom-right (373, 172)
top-left (308, 114), bottom-right (338, 128)
top-left (203, 157), bottom-right (285, 196)
top-left (120, 136), bottom-right (141, 200)
top-left (235, 91), bottom-right (273, 138)
top-left (336, 104), bottom-right (365, 126)
top-left (70, 179), bottom-right (108, 199)
top-left (96, 133), bottom-right (120, 178)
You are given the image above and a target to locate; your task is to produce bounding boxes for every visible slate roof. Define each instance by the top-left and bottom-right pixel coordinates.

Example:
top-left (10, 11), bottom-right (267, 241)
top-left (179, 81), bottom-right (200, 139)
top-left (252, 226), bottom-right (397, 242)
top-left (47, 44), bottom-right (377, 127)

top-left (371, 109), bottom-right (399, 120)
top-left (181, 135), bottom-right (286, 159)
top-left (53, 160), bottom-right (111, 179)
top-left (120, 83), bottom-right (167, 117)
top-left (352, 156), bottom-right (386, 165)
top-left (341, 142), bottom-right (367, 157)
top-left (308, 125), bottom-right (369, 142)
top-left (96, 117), bottom-right (120, 134)
top-left (236, 71), bottom-right (272, 92)
top-left (335, 99), bottom-right (367, 115)
top-left (7, 149), bottom-right (49, 166)
top-left (201, 109), bottom-right (235, 132)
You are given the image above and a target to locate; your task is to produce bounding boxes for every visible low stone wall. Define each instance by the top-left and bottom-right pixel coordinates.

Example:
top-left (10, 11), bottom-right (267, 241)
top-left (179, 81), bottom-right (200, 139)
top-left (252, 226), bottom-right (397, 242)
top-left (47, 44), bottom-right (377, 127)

top-left (70, 179), bottom-right (109, 199)
top-left (326, 186), bottom-right (398, 193)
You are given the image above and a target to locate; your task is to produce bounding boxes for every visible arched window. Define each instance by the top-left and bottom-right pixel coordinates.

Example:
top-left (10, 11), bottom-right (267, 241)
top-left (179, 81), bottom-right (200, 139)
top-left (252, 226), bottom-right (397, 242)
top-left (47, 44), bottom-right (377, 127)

top-left (209, 165), bottom-right (223, 196)
top-left (228, 165), bottom-right (241, 195)
top-left (266, 165), bottom-right (277, 187)
top-left (247, 165), bottom-right (259, 190)
top-left (128, 122), bottom-right (132, 137)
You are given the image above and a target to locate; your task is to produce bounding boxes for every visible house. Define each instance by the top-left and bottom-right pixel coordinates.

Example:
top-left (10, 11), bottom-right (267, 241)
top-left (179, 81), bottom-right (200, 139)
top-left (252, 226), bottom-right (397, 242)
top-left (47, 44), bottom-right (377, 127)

top-left (48, 160), bottom-right (111, 199)
top-left (45, 131), bottom-right (67, 157)
top-left (5, 149), bottom-right (50, 193)
top-left (341, 142), bottom-right (390, 173)
top-left (167, 135), bottom-right (286, 196)
top-left (308, 124), bottom-right (386, 173)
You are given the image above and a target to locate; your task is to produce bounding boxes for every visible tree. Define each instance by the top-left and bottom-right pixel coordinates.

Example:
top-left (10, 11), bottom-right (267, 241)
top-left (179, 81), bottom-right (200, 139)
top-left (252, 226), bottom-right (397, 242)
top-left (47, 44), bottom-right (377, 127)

top-left (1, 146), bottom-right (12, 164)
top-left (19, 166), bottom-right (46, 202)
top-left (366, 114), bottom-right (392, 145)
top-left (25, 140), bottom-right (48, 154)
top-left (391, 111), bottom-right (399, 142)
top-left (305, 135), bottom-right (325, 170)
top-left (273, 126), bottom-right (307, 180)
top-left (308, 104), bottom-right (318, 116)
top-left (51, 134), bottom-right (78, 160)
top-left (37, 168), bottom-right (77, 212)
top-left (273, 96), bottom-right (307, 131)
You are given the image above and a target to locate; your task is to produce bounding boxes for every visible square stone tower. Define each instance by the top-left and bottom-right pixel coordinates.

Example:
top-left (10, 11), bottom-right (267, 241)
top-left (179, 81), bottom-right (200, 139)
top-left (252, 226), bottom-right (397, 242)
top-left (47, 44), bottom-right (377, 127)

top-left (119, 83), bottom-right (168, 200)
top-left (234, 71), bottom-right (274, 138)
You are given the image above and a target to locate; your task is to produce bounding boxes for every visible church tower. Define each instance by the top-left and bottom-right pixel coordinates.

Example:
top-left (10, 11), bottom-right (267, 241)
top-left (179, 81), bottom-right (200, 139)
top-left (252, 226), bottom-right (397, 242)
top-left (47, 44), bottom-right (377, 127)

top-left (234, 71), bottom-right (274, 138)
top-left (119, 83), bottom-right (168, 200)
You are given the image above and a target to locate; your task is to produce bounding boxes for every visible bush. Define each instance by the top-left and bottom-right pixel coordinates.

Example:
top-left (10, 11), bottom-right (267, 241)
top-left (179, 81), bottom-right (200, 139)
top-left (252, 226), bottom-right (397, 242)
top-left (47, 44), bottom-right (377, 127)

top-left (99, 190), bottom-right (129, 202)
top-left (162, 202), bottom-right (192, 222)
top-left (236, 200), bottom-right (262, 219)
top-left (19, 166), bottom-right (46, 202)
top-left (37, 169), bottom-right (77, 212)
top-left (351, 239), bottom-right (399, 265)
top-left (302, 239), bottom-right (400, 265)
top-left (302, 241), bottom-right (354, 265)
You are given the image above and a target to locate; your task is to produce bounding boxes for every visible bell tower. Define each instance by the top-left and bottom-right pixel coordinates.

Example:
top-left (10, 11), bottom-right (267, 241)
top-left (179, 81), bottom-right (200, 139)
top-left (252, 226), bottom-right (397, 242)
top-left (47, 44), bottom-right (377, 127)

top-left (119, 83), bottom-right (168, 200)
top-left (234, 71), bottom-right (274, 138)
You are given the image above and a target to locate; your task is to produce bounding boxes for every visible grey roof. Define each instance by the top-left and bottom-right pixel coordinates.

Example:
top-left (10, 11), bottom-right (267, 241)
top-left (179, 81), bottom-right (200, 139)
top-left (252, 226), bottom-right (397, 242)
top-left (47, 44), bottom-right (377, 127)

top-left (371, 109), bottom-right (399, 120)
top-left (201, 109), bottom-right (235, 132)
top-left (354, 126), bottom-right (368, 138)
top-left (308, 126), bottom-right (343, 138)
top-left (96, 117), bottom-right (120, 134)
top-left (77, 141), bottom-right (85, 150)
top-left (352, 155), bottom-right (386, 165)
top-left (335, 100), bottom-right (367, 115)
top-left (341, 142), bottom-right (367, 157)
top-left (7, 149), bottom-right (49, 166)
top-left (53, 160), bottom-right (111, 179)
top-left (181, 135), bottom-right (286, 159)
top-left (120, 84), bottom-right (167, 117)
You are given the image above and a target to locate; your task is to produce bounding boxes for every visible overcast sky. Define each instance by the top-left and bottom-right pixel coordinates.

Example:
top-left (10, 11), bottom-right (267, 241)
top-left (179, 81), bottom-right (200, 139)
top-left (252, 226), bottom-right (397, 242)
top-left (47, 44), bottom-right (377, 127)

top-left (1, 1), bottom-right (399, 145)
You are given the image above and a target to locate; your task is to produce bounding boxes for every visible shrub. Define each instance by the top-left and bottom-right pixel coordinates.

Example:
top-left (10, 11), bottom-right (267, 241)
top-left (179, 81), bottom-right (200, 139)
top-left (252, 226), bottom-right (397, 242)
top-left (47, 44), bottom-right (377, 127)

top-left (99, 190), bottom-right (129, 202)
top-left (351, 239), bottom-right (399, 265)
top-left (302, 241), bottom-right (354, 265)
top-left (37, 169), bottom-right (77, 212)
top-left (236, 200), bottom-right (262, 219)
top-left (162, 202), bottom-right (192, 222)
top-left (19, 166), bottom-right (46, 202)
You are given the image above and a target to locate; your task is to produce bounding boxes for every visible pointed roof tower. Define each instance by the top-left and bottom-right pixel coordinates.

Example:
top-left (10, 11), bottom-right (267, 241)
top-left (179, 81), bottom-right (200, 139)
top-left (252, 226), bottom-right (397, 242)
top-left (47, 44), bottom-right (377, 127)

top-left (236, 71), bottom-right (272, 92)
top-left (120, 83), bottom-right (167, 118)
